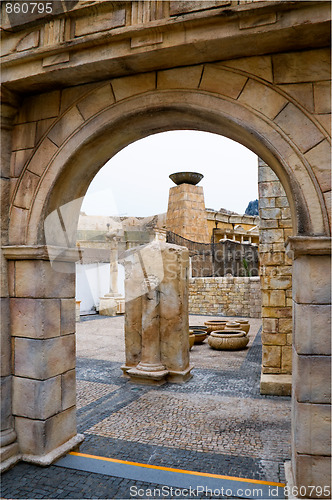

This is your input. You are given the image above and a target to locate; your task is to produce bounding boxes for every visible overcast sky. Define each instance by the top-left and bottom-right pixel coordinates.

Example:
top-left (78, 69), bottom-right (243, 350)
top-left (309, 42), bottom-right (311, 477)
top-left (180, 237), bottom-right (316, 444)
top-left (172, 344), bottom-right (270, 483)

top-left (81, 130), bottom-right (258, 217)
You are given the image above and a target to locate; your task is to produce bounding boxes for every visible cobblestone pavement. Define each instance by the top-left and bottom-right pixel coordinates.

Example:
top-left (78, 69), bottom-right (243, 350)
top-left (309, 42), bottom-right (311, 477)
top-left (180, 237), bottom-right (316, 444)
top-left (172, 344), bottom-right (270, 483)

top-left (2, 314), bottom-right (291, 499)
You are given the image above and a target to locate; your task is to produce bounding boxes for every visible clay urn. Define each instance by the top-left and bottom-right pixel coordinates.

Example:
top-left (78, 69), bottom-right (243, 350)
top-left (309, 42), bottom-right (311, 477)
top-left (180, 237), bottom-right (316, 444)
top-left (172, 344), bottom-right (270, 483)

top-left (208, 330), bottom-right (249, 350)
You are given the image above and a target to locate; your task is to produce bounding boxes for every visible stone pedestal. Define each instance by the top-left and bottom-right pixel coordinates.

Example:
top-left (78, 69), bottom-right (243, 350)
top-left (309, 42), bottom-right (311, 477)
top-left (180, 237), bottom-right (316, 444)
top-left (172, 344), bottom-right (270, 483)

top-left (286, 237), bottom-right (331, 496)
top-left (122, 242), bottom-right (193, 385)
top-left (166, 183), bottom-right (210, 243)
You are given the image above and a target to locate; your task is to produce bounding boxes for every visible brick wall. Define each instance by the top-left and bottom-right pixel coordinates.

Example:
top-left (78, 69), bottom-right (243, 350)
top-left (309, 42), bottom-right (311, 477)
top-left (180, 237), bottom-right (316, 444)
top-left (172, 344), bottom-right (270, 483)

top-left (189, 277), bottom-right (261, 318)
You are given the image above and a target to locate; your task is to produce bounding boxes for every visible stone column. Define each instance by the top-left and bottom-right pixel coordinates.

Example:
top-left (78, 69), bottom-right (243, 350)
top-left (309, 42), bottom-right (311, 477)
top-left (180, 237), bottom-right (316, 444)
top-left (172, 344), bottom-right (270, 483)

top-left (3, 246), bottom-right (84, 466)
top-left (123, 242), bottom-right (192, 385)
top-left (99, 235), bottom-right (124, 316)
top-left (0, 87), bottom-right (20, 472)
top-left (286, 237), bottom-right (331, 496)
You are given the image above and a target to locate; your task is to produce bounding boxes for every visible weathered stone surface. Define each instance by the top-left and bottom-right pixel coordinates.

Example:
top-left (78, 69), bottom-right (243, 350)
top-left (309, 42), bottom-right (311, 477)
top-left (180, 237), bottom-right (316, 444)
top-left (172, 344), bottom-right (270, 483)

top-left (294, 455), bottom-right (331, 491)
top-left (13, 170), bottom-right (40, 210)
top-left (278, 83), bottom-right (314, 113)
top-left (12, 122), bottom-right (36, 150)
top-left (77, 84), bottom-right (115, 120)
top-left (262, 290), bottom-right (286, 307)
top-left (75, 8), bottom-right (126, 37)
top-left (17, 91), bottom-right (60, 123)
top-left (294, 303), bottom-right (331, 355)
top-left (304, 139), bottom-right (331, 193)
top-left (60, 299), bottom-right (75, 335)
top-left (273, 49), bottom-right (330, 84)
top-left (189, 277), bottom-right (261, 318)
top-left (47, 106), bottom-right (84, 147)
top-left (14, 335), bottom-right (75, 379)
top-left (260, 373), bottom-right (291, 396)
top-left (200, 65), bottom-right (247, 99)
top-left (8, 207), bottom-right (28, 245)
top-left (274, 103), bottom-right (324, 153)
top-left (27, 138), bottom-right (58, 177)
top-left (10, 298), bottom-right (61, 339)
top-left (166, 184), bottom-right (210, 243)
top-left (1, 298), bottom-right (11, 377)
top-left (12, 376), bottom-right (61, 419)
top-left (15, 260), bottom-right (75, 298)
top-left (15, 407), bottom-right (76, 456)
top-left (61, 370), bottom-right (76, 411)
top-left (222, 55), bottom-right (273, 82)
top-left (0, 376), bottom-right (13, 431)
top-left (293, 255), bottom-right (331, 304)
top-left (160, 245), bottom-right (190, 373)
top-left (262, 345), bottom-right (281, 368)
top-left (293, 353), bottom-right (331, 404)
top-left (10, 148), bottom-right (33, 177)
top-left (314, 81), bottom-right (331, 114)
top-left (158, 66), bottom-right (203, 90)
top-left (261, 332), bottom-right (286, 346)
top-left (111, 73), bottom-right (155, 101)
top-left (281, 345), bottom-right (292, 373)
top-left (238, 79), bottom-right (287, 119)
top-left (294, 402), bottom-right (331, 456)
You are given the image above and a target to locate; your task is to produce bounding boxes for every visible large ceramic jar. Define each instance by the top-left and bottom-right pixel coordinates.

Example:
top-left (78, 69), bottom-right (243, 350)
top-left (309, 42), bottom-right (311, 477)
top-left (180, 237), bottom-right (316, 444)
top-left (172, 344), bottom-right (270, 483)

top-left (224, 321), bottom-right (242, 331)
top-left (204, 319), bottom-right (227, 334)
top-left (208, 331), bottom-right (249, 350)
top-left (237, 320), bottom-right (250, 334)
top-left (189, 333), bottom-right (195, 350)
top-left (190, 329), bottom-right (208, 344)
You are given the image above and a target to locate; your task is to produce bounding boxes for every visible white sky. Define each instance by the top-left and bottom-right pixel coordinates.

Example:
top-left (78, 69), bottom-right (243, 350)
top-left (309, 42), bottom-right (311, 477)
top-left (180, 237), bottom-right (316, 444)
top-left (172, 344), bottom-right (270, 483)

top-left (81, 130), bottom-right (258, 217)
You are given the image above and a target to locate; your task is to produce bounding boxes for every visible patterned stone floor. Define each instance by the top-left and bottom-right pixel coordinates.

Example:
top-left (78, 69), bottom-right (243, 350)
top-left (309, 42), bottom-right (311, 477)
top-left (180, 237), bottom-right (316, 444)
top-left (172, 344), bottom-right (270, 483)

top-left (2, 314), bottom-right (291, 499)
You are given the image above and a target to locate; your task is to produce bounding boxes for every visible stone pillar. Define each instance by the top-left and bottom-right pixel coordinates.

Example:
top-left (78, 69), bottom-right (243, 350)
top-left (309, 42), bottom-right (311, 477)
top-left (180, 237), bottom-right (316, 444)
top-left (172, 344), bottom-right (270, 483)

top-left (3, 246), bottom-right (84, 466)
top-left (0, 87), bottom-right (20, 472)
top-left (258, 159), bottom-right (293, 396)
top-left (122, 242), bottom-right (192, 385)
top-left (166, 183), bottom-right (210, 243)
top-left (286, 237), bottom-right (331, 496)
top-left (99, 235), bottom-right (124, 316)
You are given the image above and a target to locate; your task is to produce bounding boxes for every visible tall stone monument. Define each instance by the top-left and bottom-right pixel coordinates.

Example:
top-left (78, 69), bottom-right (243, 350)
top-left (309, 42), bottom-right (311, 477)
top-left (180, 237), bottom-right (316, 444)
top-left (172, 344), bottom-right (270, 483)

top-left (166, 172), bottom-right (210, 243)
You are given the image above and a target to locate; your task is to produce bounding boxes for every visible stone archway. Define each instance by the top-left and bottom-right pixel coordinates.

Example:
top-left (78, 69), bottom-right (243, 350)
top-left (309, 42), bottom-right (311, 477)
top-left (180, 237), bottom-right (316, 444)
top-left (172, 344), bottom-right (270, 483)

top-left (1, 16), bottom-right (330, 491)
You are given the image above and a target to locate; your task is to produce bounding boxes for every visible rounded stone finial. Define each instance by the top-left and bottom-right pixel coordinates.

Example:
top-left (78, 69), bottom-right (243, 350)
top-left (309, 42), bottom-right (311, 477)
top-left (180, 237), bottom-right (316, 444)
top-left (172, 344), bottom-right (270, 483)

top-left (169, 172), bottom-right (204, 186)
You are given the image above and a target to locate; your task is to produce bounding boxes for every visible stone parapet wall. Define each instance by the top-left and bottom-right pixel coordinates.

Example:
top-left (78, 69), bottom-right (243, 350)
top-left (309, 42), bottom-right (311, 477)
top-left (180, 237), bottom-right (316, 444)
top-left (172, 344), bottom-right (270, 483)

top-left (189, 277), bottom-right (261, 318)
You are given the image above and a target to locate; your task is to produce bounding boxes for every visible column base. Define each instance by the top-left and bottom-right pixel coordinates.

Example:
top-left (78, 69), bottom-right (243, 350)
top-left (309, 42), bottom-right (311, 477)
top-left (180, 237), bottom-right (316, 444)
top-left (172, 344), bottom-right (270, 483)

top-left (127, 367), bottom-right (169, 386)
top-left (167, 365), bottom-right (194, 383)
top-left (22, 433), bottom-right (84, 467)
top-left (99, 296), bottom-right (125, 316)
top-left (0, 442), bottom-right (20, 473)
top-left (260, 373), bottom-right (292, 396)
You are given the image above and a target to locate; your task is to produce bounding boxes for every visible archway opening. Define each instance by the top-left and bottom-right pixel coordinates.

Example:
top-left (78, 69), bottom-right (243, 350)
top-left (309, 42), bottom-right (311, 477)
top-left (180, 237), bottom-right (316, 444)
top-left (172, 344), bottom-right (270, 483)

top-left (72, 129), bottom-right (291, 484)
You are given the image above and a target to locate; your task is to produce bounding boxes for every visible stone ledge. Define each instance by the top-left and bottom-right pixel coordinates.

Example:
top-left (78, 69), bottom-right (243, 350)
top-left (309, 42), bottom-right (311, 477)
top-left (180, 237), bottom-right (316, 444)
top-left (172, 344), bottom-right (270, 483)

top-left (260, 373), bottom-right (292, 396)
top-left (21, 433), bottom-right (84, 466)
top-left (286, 237), bottom-right (331, 259)
top-left (2, 245), bottom-right (80, 262)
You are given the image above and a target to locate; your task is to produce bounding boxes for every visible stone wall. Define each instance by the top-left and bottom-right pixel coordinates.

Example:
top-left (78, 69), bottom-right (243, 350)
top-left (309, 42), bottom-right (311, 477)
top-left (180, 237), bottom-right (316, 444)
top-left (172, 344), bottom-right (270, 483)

top-left (189, 277), bottom-right (261, 318)
top-left (258, 159), bottom-right (293, 386)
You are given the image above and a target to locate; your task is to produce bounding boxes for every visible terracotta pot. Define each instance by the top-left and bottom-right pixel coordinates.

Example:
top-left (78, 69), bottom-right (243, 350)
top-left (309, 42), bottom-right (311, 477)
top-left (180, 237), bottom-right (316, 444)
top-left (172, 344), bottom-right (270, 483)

top-left (237, 320), bottom-right (250, 334)
top-left (204, 320), bottom-right (227, 334)
top-left (224, 321), bottom-right (242, 331)
top-left (208, 331), bottom-right (249, 350)
top-left (189, 334), bottom-right (195, 350)
top-left (191, 330), bottom-right (208, 344)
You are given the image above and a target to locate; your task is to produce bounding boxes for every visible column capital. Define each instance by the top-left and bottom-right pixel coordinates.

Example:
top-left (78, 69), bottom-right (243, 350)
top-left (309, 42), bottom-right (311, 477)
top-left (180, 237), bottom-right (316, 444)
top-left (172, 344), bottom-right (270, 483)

top-left (286, 236), bottom-right (331, 259)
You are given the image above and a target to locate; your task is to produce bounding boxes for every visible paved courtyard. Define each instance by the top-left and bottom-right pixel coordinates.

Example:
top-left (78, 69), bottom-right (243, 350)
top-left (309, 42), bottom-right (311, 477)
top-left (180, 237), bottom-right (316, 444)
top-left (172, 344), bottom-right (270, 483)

top-left (2, 314), bottom-right (291, 499)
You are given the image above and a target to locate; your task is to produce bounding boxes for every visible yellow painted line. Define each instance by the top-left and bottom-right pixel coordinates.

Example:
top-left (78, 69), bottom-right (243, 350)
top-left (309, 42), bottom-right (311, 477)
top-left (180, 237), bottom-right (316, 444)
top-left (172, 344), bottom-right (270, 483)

top-left (69, 452), bottom-right (285, 487)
